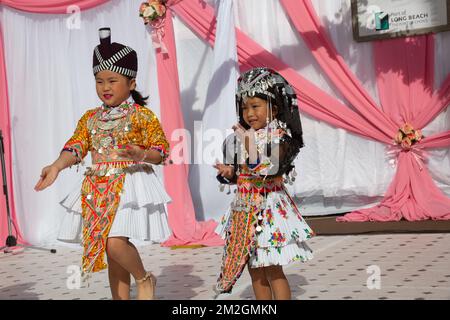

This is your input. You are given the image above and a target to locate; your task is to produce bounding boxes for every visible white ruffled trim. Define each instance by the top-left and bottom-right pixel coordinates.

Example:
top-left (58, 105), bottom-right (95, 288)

top-left (59, 176), bottom-right (84, 215)
top-left (117, 167), bottom-right (171, 209)
top-left (108, 202), bottom-right (171, 242)
top-left (249, 241), bottom-right (313, 268)
top-left (57, 168), bottom-right (172, 243)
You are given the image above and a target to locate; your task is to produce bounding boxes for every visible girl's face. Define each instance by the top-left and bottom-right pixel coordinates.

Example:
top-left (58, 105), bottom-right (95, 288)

top-left (241, 97), bottom-right (277, 130)
top-left (95, 70), bottom-right (136, 107)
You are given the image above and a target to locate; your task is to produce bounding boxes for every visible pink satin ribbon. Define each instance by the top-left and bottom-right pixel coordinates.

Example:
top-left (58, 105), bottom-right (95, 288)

top-left (386, 143), bottom-right (428, 171)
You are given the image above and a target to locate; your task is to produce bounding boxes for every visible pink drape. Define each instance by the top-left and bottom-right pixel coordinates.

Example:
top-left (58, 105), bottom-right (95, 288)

top-left (0, 24), bottom-right (23, 244)
top-left (279, 0), bottom-right (450, 221)
top-left (342, 37), bottom-right (450, 221)
top-left (155, 9), bottom-right (223, 246)
top-left (1, 0), bottom-right (109, 13)
top-left (172, 1), bottom-right (393, 143)
top-left (279, 0), bottom-right (397, 139)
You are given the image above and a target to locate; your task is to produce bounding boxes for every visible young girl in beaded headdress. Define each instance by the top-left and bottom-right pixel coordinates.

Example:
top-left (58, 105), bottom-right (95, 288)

top-left (214, 67), bottom-right (314, 299)
top-left (34, 28), bottom-right (171, 300)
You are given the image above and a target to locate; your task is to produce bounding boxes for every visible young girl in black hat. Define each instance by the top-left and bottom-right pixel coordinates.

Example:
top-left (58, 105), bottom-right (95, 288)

top-left (35, 28), bottom-right (171, 300)
top-left (214, 67), bottom-right (314, 299)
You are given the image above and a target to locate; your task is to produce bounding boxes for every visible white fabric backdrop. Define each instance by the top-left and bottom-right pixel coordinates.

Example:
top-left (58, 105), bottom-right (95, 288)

top-left (1, 0), bottom-right (449, 244)
top-left (180, 0), bottom-right (239, 222)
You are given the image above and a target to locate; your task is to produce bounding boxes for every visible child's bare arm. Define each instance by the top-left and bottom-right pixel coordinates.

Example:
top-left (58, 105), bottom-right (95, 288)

top-left (34, 152), bottom-right (78, 191)
top-left (52, 151), bottom-right (79, 171)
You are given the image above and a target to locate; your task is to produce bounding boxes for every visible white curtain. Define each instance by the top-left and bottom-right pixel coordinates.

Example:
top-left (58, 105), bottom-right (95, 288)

top-left (2, 0), bottom-right (450, 244)
top-left (177, 0), bottom-right (239, 222)
top-left (427, 29), bottom-right (450, 188)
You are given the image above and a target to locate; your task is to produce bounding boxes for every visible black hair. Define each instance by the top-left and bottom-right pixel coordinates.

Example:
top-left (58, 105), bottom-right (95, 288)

top-left (131, 89), bottom-right (149, 106)
top-left (126, 76), bottom-right (148, 106)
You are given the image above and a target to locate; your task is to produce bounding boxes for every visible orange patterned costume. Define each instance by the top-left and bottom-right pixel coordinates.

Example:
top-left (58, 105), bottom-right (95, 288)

top-left (63, 102), bottom-right (169, 275)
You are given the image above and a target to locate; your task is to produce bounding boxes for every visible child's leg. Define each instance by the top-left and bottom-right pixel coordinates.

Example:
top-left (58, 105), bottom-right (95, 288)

top-left (106, 237), bottom-right (146, 278)
top-left (106, 237), bottom-right (154, 299)
top-left (107, 254), bottom-right (131, 300)
top-left (248, 265), bottom-right (272, 300)
top-left (264, 265), bottom-right (291, 300)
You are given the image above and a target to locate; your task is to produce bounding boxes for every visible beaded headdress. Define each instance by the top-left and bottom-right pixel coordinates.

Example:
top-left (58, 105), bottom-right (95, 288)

top-left (221, 67), bottom-right (304, 180)
top-left (235, 67), bottom-right (303, 148)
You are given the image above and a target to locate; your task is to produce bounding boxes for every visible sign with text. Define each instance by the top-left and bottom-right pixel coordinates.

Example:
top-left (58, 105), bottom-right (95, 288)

top-left (351, 0), bottom-right (450, 42)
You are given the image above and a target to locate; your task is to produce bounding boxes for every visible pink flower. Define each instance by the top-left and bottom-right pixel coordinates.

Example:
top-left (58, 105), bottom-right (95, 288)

top-left (395, 123), bottom-right (422, 148)
top-left (402, 123), bottom-right (414, 134)
top-left (153, 3), bottom-right (166, 16)
top-left (143, 5), bottom-right (156, 18)
top-left (139, 0), bottom-right (166, 24)
top-left (394, 131), bottom-right (403, 144)
top-left (415, 129), bottom-right (423, 141)
top-left (401, 137), bottom-right (412, 149)
top-left (266, 208), bottom-right (274, 226)
top-left (139, 2), bottom-right (149, 12)
top-left (279, 207), bottom-right (287, 219)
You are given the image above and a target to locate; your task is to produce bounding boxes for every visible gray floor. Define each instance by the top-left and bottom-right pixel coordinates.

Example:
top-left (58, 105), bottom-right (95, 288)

top-left (1, 233), bottom-right (449, 300)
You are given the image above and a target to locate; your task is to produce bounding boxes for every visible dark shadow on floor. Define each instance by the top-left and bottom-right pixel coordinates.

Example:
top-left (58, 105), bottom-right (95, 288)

top-left (0, 282), bottom-right (40, 300)
top-left (136, 264), bottom-right (205, 300)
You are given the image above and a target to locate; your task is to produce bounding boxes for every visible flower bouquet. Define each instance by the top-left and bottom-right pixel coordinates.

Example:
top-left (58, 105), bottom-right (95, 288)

top-left (394, 123), bottom-right (423, 149)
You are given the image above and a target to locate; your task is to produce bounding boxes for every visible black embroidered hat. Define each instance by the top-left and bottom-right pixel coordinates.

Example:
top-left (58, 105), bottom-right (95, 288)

top-left (92, 27), bottom-right (138, 78)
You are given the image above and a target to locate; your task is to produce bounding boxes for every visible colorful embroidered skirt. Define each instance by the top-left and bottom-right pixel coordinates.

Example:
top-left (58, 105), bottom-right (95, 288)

top-left (215, 175), bottom-right (314, 293)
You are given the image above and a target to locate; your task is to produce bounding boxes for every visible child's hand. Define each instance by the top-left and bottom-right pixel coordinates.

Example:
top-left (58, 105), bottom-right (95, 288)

top-left (213, 163), bottom-right (235, 180)
top-left (116, 145), bottom-right (145, 162)
top-left (34, 165), bottom-right (59, 191)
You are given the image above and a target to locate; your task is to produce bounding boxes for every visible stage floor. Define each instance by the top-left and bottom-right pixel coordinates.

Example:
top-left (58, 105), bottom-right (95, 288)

top-left (1, 233), bottom-right (449, 300)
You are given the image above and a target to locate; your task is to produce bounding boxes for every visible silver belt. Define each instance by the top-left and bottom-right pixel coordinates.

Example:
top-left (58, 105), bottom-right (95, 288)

top-left (84, 164), bottom-right (154, 177)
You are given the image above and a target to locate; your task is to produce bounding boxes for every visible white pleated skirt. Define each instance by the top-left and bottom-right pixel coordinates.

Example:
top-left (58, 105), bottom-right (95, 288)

top-left (57, 166), bottom-right (172, 243)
